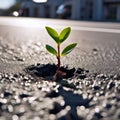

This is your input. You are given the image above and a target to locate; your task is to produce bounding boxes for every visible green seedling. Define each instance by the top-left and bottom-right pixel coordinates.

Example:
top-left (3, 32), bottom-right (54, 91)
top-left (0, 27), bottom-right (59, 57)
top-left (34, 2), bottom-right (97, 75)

top-left (45, 26), bottom-right (77, 76)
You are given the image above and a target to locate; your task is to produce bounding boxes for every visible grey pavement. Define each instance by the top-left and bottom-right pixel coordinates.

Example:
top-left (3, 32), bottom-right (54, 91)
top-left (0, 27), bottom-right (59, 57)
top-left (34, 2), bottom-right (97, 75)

top-left (0, 17), bottom-right (120, 75)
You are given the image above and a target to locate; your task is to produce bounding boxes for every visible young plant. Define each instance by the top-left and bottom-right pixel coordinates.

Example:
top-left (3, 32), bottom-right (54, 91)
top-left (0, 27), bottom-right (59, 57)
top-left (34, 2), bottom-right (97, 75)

top-left (45, 26), bottom-right (77, 73)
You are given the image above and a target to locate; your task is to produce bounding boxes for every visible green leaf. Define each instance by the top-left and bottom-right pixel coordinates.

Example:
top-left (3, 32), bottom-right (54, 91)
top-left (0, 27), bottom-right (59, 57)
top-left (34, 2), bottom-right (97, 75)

top-left (59, 27), bottom-right (71, 43)
top-left (61, 43), bottom-right (77, 56)
top-left (45, 26), bottom-right (59, 44)
top-left (46, 44), bottom-right (57, 56)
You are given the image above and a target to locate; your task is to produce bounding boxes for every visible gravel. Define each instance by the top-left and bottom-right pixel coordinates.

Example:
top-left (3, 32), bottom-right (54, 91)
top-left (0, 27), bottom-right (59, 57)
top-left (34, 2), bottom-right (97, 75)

top-left (0, 65), bottom-right (120, 120)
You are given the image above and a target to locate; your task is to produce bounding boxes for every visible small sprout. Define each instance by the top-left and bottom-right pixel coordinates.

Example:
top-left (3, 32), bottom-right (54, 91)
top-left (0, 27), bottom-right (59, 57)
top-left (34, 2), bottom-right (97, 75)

top-left (45, 26), bottom-right (77, 81)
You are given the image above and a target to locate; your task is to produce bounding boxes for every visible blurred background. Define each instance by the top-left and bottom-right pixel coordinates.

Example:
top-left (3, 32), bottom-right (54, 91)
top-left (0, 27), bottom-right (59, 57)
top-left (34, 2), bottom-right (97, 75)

top-left (0, 0), bottom-right (120, 21)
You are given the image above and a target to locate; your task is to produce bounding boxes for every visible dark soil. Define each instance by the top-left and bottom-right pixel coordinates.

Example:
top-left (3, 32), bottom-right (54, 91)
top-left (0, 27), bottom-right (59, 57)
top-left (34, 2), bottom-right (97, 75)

top-left (25, 63), bottom-right (89, 80)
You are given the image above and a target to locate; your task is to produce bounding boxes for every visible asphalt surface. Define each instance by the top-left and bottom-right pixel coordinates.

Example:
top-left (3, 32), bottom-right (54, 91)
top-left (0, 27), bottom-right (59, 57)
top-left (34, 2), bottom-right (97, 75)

top-left (0, 17), bottom-right (120, 75)
top-left (0, 17), bottom-right (120, 120)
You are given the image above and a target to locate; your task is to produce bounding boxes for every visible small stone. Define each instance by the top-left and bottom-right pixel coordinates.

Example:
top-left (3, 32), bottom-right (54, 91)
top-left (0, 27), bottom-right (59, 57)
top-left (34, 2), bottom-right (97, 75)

top-left (12, 115), bottom-right (19, 120)
top-left (23, 76), bottom-right (29, 81)
top-left (113, 74), bottom-right (120, 80)
top-left (0, 74), bottom-right (2, 80)
top-left (33, 116), bottom-right (40, 120)
top-left (20, 116), bottom-right (27, 120)
top-left (4, 74), bottom-right (9, 79)
top-left (14, 105), bottom-right (26, 116)
top-left (8, 105), bottom-right (14, 113)
top-left (24, 82), bottom-right (30, 87)
top-left (0, 98), bottom-right (7, 104)
top-left (19, 107), bottom-right (26, 114)
top-left (28, 97), bottom-right (36, 103)
top-left (97, 74), bottom-right (106, 79)
top-left (95, 107), bottom-right (100, 113)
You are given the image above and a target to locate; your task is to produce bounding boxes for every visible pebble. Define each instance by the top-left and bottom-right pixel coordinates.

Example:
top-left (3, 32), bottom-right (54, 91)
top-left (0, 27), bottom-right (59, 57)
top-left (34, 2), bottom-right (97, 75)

top-left (8, 105), bottom-right (14, 112)
top-left (113, 74), bottom-right (120, 80)
top-left (33, 116), bottom-right (41, 120)
top-left (97, 74), bottom-right (107, 79)
top-left (12, 115), bottom-right (19, 120)
top-left (0, 74), bottom-right (2, 80)
top-left (0, 71), bottom-right (119, 120)
top-left (17, 106), bottom-right (26, 115)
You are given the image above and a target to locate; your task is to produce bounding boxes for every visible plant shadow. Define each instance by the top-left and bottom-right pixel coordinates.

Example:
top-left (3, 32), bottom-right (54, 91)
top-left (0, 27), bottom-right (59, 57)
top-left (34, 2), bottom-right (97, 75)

top-left (25, 63), bottom-right (91, 119)
top-left (47, 86), bottom-right (92, 120)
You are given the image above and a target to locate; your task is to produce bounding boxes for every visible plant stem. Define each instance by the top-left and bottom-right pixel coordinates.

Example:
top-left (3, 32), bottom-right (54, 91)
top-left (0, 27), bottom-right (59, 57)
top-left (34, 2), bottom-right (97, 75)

top-left (57, 44), bottom-right (60, 71)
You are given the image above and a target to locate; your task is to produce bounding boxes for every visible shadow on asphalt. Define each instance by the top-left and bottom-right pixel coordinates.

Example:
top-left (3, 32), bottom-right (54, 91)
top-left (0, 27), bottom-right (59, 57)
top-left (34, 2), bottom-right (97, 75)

top-left (58, 86), bottom-right (91, 120)
top-left (47, 86), bottom-right (92, 120)
top-left (24, 63), bottom-right (92, 119)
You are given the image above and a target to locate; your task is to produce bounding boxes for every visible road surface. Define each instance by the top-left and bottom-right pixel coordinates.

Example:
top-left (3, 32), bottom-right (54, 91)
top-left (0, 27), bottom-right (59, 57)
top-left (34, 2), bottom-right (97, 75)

top-left (0, 17), bottom-right (120, 75)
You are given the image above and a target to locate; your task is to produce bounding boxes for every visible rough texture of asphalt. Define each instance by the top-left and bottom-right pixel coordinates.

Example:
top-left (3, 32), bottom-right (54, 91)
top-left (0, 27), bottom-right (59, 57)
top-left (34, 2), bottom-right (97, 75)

top-left (0, 65), bottom-right (120, 120)
top-left (0, 18), bottom-right (120, 120)
top-left (0, 38), bottom-right (120, 119)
